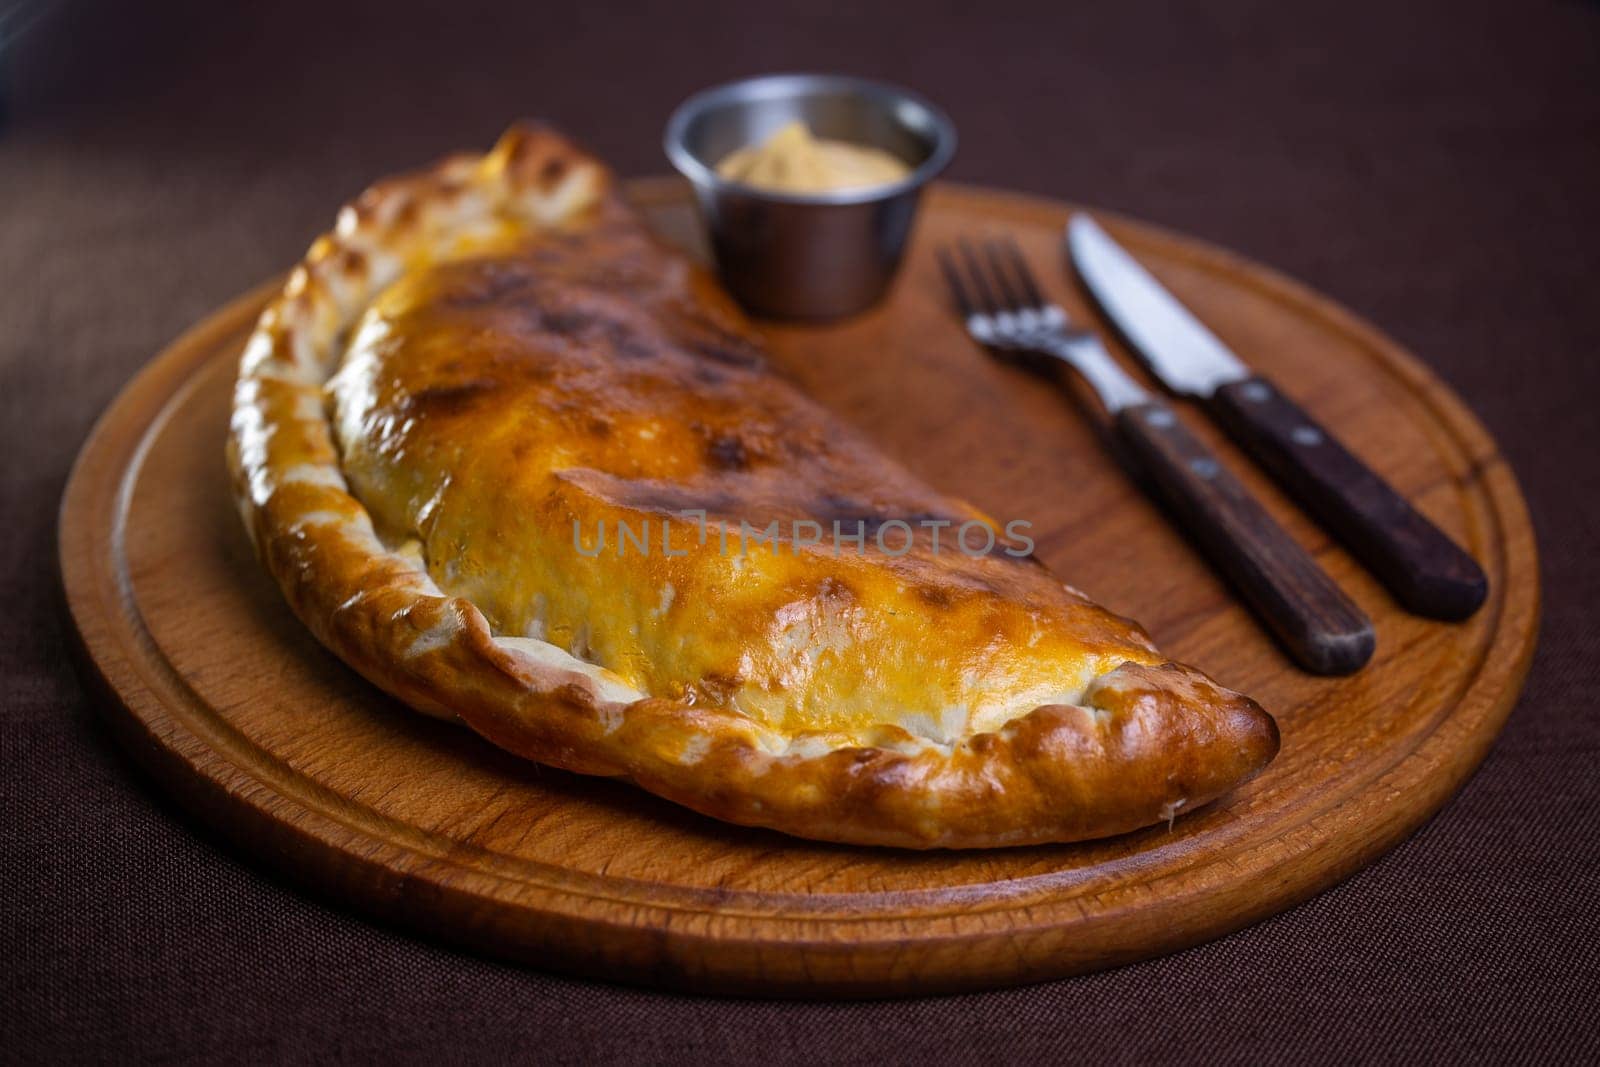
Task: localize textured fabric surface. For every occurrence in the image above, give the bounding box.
[3,0,1597,1062]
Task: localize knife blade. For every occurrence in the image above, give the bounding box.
[1068,214,1487,620]
[939,239,1372,675]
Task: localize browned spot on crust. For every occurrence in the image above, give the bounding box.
[689,337,763,367]
[967,734,1003,755]
[706,434,749,471]
[539,157,570,189]
[676,317,765,368]
[437,262,537,308]
[404,379,501,415]
[693,364,728,387]
[539,306,600,336]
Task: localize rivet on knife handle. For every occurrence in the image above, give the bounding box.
[1211,376,1487,620]
[1116,402,1376,675]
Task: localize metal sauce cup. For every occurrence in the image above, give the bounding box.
[664,73,956,321]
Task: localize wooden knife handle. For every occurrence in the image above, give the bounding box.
[1115,402,1375,675]
[1211,375,1487,621]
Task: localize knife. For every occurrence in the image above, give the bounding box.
[1067,215,1488,621]
[939,241,1374,675]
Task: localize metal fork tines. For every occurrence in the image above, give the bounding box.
[937,235,1375,675]
[937,237,1149,413]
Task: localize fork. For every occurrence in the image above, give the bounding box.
[939,237,1374,675]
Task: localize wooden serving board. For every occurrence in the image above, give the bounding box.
[60,180,1538,997]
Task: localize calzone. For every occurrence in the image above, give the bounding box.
[228,124,1278,848]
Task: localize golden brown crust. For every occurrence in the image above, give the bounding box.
[227,123,1278,848]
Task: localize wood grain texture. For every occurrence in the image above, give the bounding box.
[59,180,1539,998]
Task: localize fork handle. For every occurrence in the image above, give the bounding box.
[1211,375,1487,620]
[1115,401,1375,675]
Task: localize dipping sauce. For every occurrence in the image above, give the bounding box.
[715,122,910,194]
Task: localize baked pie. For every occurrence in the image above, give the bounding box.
[228,124,1278,848]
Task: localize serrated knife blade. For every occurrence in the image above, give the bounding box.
[1066,214,1247,397]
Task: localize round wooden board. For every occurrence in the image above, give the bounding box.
[60,179,1538,998]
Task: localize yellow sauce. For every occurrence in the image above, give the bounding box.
[715,122,910,194]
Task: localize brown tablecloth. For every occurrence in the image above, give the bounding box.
[4,0,1597,1061]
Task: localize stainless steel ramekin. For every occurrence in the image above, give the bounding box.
[664,73,956,320]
